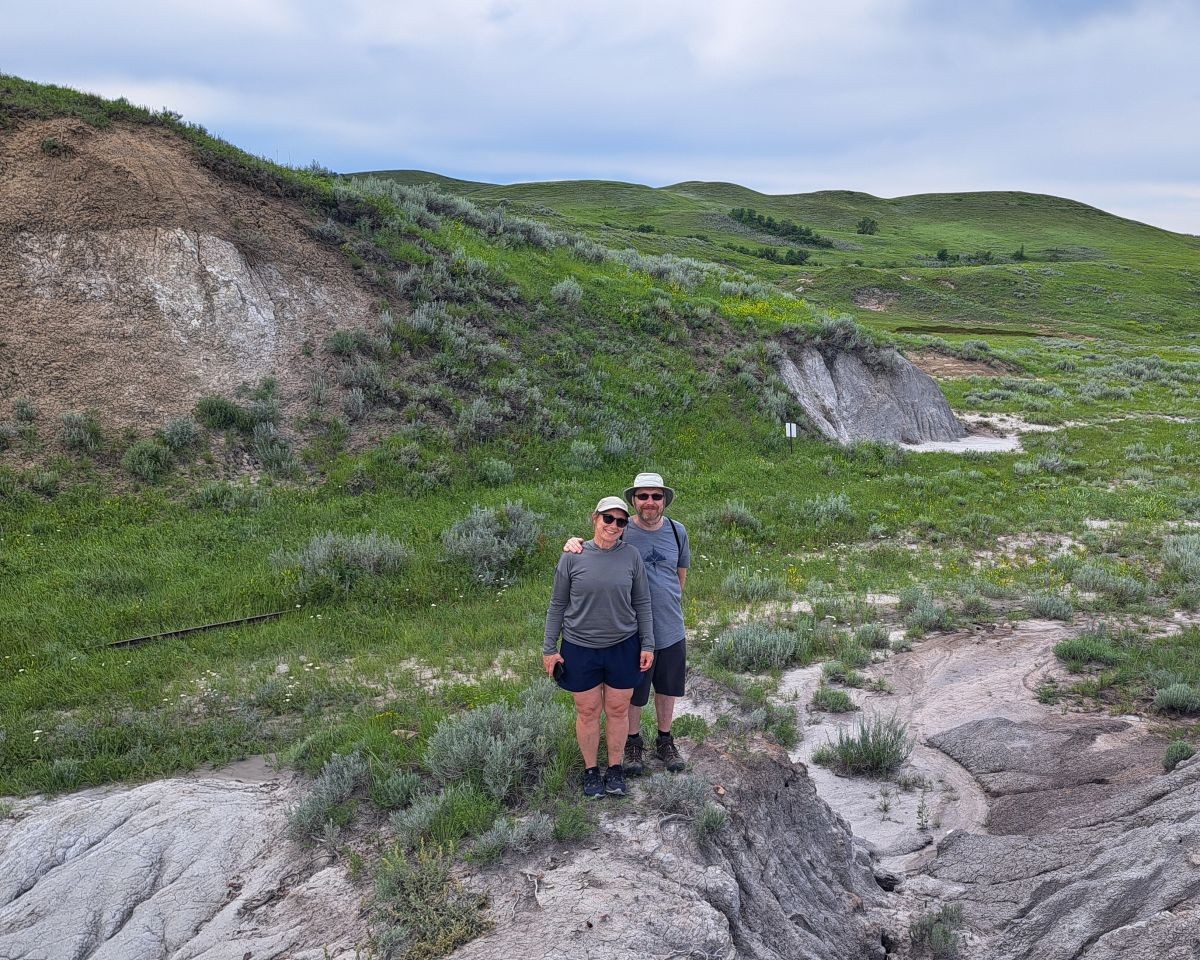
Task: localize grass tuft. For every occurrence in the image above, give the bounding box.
[811,714,913,777]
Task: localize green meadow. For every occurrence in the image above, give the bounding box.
[3,75,1200,821]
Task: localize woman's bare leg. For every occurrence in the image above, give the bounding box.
[572,686,603,767]
[602,685,635,767]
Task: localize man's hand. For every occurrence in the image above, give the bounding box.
[543,653,564,677]
[639,651,654,672]
[562,537,584,554]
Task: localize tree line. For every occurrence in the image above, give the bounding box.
[728,208,834,248]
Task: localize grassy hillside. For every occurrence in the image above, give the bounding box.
[366,169,1200,340]
[4,78,1200,897]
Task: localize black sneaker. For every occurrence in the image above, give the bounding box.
[623,736,645,776]
[656,735,686,772]
[582,767,604,799]
[603,763,627,796]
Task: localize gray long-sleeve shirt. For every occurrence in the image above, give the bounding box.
[544,540,654,654]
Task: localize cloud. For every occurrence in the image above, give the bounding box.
[3,0,1198,231]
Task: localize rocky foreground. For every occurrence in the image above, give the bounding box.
[2,722,1198,959]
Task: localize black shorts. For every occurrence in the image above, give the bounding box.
[632,638,686,706]
[556,634,643,692]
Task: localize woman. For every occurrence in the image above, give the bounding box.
[544,496,654,798]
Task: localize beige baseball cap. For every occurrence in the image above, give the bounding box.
[594,496,631,515]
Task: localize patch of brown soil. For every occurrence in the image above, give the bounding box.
[0,117,376,437]
[851,286,899,312]
[908,351,1003,378]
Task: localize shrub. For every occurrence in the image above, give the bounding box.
[468,813,553,863]
[709,623,800,671]
[477,458,515,486]
[1054,629,1126,669]
[13,398,37,422]
[811,714,913,777]
[550,277,583,307]
[122,439,173,483]
[29,470,60,497]
[161,417,201,455]
[189,481,265,512]
[61,411,102,454]
[195,395,249,431]
[390,784,500,849]
[342,387,368,422]
[567,439,602,471]
[641,773,710,817]
[1153,683,1200,714]
[898,585,928,613]
[712,500,762,533]
[812,686,857,713]
[910,903,964,958]
[1073,563,1148,604]
[325,328,375,357]
[854,623,892,650]
[906,596,954,634]
[855,217,879,236]
[371,769,423,811]
[1164,741,1195,772]
[287,752,369,842]
[693,802,730,844]
[275,530,410,596]
[372,847,492,960]
[959,593,992,619]
[424,683,563,802]
[722,570,785,601]
[1164,535,1200,585]
[1025,592,1074,621]
[251,423,299,476]
[801,492,856,525]
[442,502,544,585]
[0,424,17,451]
[455,398,502,441]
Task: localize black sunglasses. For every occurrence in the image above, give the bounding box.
[600,513,629,527]
[634,493,665,502]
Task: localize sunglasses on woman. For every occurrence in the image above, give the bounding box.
[634,493,664,502]
[600,513,629,527]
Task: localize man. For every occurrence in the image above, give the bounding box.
[565,471,690,773]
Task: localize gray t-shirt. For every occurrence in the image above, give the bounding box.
[623,519,690,650]
[544,540,654,654]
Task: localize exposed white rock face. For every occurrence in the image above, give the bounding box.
[13,227,354,390]
[2,227,373,434]
[0,773,365,960]
[776,346,966,444]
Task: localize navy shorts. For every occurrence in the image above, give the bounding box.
[556,633,643,692]
[631,638,686,706]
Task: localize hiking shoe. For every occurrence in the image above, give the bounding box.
[582,767,604,799]
[623,736,645,776]
[603,764,627,796]
[656,735,686,772]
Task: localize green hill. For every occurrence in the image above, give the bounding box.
[361,170,1200,338]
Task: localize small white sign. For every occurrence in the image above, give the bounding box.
[785,422,798,439]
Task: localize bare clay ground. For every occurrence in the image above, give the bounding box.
[787,617,1169,873]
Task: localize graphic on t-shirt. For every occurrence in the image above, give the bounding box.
[643,546,672,570]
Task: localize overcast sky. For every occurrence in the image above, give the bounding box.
[4,0,1199,233]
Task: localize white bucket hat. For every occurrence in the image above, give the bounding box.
[624,472,675,508]
[594,496,631,516]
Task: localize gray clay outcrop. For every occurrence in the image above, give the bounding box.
[458,752,888,960]
[775,345,966,444]
[0,751,888,960]
[928,717,1200,960]
[0,772,365,960]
